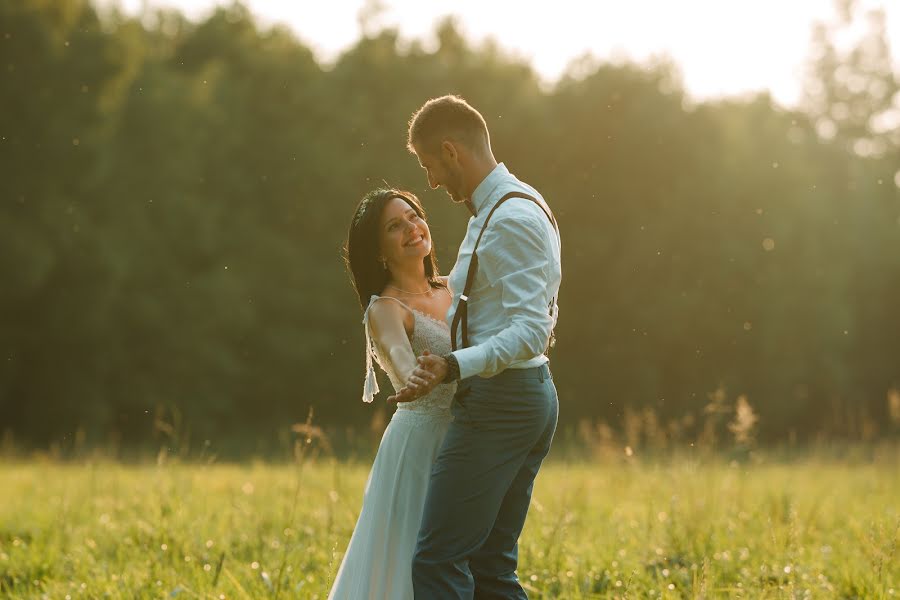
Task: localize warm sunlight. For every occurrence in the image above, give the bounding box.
[6,0,900,596]
[107,0,899,105]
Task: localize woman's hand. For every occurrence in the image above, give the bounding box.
[387,351,447,403]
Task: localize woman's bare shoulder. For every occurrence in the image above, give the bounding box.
[367,295,413,334]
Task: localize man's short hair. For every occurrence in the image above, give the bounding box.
[407,95,490,156]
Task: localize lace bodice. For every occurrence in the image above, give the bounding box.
[361,296,456,418]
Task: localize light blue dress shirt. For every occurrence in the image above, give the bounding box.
[446,163,562,380]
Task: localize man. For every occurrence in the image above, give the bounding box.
[388,95,562,599]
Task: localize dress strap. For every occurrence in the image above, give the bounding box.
[360,295,413,403]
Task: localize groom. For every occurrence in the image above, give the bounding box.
[388,95,562,599]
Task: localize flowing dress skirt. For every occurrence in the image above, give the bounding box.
[328,409,452,599]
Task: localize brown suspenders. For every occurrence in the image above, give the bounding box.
[450,191,560,352]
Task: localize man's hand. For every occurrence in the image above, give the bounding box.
[387,351,449,403]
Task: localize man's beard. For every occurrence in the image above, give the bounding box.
[448,187,465,203]
[445,170,466,203]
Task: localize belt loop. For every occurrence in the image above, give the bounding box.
[539,367,545,383]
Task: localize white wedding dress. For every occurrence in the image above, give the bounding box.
[329,295,456,600]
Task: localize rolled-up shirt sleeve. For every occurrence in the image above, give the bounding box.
[451,212,556,379]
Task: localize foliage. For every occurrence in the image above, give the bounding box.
[1,0,899,451]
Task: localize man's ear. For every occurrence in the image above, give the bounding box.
[440,140,458,164]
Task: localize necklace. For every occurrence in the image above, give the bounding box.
[388,284,434,296]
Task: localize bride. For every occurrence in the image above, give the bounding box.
[329,188,456,599]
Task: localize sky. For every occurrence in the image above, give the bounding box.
[107,0,899,107]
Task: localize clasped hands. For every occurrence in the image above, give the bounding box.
[387,351,449,403]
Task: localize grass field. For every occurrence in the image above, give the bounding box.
[1,449,898,599]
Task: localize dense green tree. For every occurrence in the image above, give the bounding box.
[1,0,897,454]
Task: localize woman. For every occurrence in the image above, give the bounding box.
[329,188,456,599]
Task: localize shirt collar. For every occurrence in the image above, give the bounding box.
[470,163,509,217]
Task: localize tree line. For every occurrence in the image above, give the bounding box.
[1,0,898,454]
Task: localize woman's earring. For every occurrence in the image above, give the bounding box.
[380,258,388,270]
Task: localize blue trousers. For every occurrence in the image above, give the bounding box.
[412,363,558,599]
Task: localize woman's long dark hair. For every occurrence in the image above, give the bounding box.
[345,188,445,308]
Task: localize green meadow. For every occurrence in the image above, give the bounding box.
[2,448,897,599]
